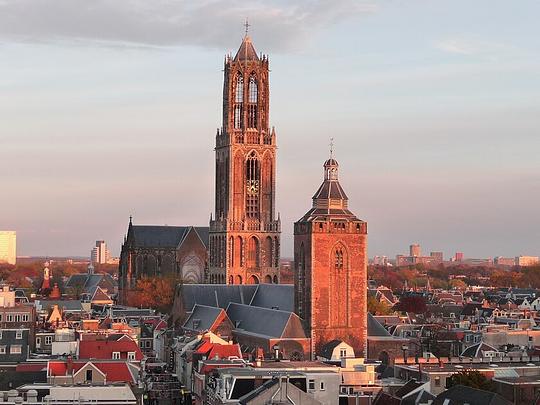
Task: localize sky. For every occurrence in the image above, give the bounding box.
[1,0,539,259]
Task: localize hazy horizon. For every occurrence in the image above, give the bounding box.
[1,0,539,260]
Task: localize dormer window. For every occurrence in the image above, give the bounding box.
[127,352,136,361]
[112,351,120,360]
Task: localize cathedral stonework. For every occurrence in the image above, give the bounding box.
[208,35,280,285]
[294,158,368,358]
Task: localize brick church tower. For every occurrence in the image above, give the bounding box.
[208,33,280,285]
[294,156,368,358]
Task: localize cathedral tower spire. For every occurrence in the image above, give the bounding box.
[209,30,280,285]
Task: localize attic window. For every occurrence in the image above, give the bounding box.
[128,352,136,361]
[112,351,120,360]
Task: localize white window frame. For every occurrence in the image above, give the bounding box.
[308,380,315,391]
[36,337,41,347]
[0,346,6,354]
[112,351,121,360]
[45,336,53,345]
[127,352,136,361]
[10,345,22,354]
[320,381,325,391]
[15,330,23,340]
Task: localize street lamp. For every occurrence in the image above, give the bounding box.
[402,344,409,365]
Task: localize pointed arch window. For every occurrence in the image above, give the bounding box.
[246,152,260,218]
[335,248,344,269]
[234,75,244,129]
[248,76,258,103]
[235,75,244,102]
[247,75,258,128]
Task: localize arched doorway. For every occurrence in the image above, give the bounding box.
[248,275,259,285]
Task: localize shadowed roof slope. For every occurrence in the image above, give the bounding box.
[249,284,294,312]
[183,304,226,332]
[181,284,258,311]
[368,313,392,337]
[226,303,306,339]
[234,36,259,61]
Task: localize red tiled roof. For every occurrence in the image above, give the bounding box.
[48,361,136,384]
[195,341,213,355]
[154,319,167,331]
[90,362,136,383]
[79,339,143,360]
[207,344,242,360]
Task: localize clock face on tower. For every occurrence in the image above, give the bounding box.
[247,180,259,195]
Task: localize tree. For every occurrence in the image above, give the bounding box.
[449,279,467,290]
[127,276,180,313]
[367,296,393,315]
[393,296,427,314]
[447,369,494,391]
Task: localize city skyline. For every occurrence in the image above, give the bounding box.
[1,0,539,258]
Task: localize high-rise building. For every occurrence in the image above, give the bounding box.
[516,256,540,267]
[454,252,464,262]
[409,243,421,257]
[294,157,368,358]
[0,231,16,265]
[430,251,444,262]
[91,240,110,265]
[208,33,280,285]
[494,256,515,267]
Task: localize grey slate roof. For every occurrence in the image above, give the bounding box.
[183,304,224,332]
[131,226,188,248]
[181,284,258,311]
[433,385,512,405]
[319,340,343,360]
[226,303,306,339]
[129,225,210,249]
[65,273,116,292]
[368,313,392,337]
[249,284,294,312]
[461,341,499,357]
[37,300,84,312]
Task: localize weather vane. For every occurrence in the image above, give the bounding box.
[329,137,334,158]
[244,18,250,36]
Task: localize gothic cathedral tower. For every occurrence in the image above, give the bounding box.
[294,157,368,358]
[208,34,280,285]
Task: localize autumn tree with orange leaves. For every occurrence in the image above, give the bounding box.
[127,276,179,313]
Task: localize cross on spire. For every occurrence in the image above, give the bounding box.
[244,18,250,37]
[329,137,334,158]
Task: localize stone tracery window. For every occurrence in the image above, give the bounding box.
[335,249,344,269]
[246,152,260,218]
[234,75,243,129]
[247,75,258,128]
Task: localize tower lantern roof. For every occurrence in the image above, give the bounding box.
[234,35,259,61]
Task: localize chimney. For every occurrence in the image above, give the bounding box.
[67,355,73,375]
